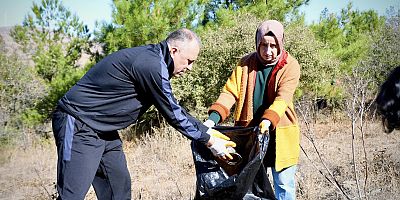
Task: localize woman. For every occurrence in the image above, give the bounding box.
[204,20,301,200]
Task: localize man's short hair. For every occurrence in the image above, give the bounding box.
[376,66,400,133]
[166,28,201,47]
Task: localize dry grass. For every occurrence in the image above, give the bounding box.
[297,120,400,199]
[127,126,196,199]
[0,119,399,200]
[0,140,58,200]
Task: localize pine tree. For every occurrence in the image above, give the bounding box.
[10,0,91,124]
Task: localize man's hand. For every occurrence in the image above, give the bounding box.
[203,119,215,128]
[206,129,236,160]
[259,119,271,134]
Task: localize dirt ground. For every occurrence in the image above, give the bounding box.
[0,119,399,200]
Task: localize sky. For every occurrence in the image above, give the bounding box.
[0,0,399,31]
[0,0,114,31]
[298,0,399,24]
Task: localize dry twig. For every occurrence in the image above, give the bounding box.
[296,100,351,199]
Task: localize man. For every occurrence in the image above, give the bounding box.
[204,20,301,200]
[52,28,235,200]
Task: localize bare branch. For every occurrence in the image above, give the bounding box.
[296,101,351,199]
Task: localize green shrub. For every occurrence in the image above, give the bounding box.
[10,0,91,125]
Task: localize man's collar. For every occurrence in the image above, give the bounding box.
[160,40,174,78]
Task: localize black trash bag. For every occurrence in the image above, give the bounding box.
[192,126,276,200]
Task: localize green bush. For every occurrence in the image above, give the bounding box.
[10,0,91,125]
[0,35,44,143]
[285,19,343,103]
[363,9,400,88]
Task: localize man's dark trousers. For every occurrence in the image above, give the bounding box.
[52,108,131,200]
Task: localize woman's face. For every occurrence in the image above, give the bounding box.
[258,35,279,64]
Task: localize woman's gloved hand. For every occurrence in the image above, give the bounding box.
[259,119,271,134]
[206,129,236,160]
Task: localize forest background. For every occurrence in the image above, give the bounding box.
[0,0,399,199]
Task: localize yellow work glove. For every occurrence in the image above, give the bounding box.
[259,119,271,135]
[206,129,236,160]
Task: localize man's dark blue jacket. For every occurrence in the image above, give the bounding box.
[57,41,210,144]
